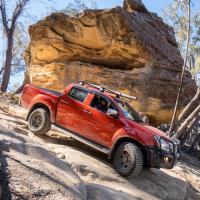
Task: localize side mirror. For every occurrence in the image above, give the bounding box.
[106,108,118,118]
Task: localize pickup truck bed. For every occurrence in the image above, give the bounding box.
[21,84,61,109]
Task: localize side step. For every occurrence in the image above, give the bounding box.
[52,125,110,155]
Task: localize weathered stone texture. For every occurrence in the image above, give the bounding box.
[25,0,196,125]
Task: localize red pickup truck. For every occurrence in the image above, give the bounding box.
[21,81,180,177]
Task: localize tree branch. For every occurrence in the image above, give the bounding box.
[0,67,4,75]
[168,0,191,136]
[10,0,29,34]
[0,0,9,35]
[174,104,200,139]
[178,87,200,123]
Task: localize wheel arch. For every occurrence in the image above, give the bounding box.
[26,103,52,122]
[108,137,147,164]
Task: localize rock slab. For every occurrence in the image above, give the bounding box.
[25,0,196,125]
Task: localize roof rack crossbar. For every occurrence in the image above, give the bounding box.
[78,80,137,100]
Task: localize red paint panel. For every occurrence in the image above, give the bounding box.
[21,83,171,150]
[77,94,123,146]
[56,95,85,132]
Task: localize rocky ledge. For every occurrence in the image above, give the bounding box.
[25,0,196,125]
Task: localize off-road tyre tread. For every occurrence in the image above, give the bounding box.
[113,142,143,177]
[28,108,50,135]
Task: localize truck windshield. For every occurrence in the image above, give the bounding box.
[115,99,143,122]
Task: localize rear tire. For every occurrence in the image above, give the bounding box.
[113,142,143,177]
[28,108,50,135]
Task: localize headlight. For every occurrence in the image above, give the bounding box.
[154,136,174,153]
[160,138,173,152]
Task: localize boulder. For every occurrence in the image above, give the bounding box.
[123,0,147,12]
[25,0,196,125]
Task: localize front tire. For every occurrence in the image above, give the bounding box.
[113,142,143,177]
[28,108,50,135]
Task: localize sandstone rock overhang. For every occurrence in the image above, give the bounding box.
[25,0,197,125]
[26,1,183,70]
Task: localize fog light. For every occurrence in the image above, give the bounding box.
[164,156,172,163]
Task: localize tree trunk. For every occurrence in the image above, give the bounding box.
[175,104,200,139]
[1,36,13,92]
[189,133,200,152]
[178,87,200,123]
[168,0,191,136]
[180,116,199,147]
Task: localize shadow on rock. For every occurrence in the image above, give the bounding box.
[33,133,200,200]
[128,168,199,200]
[0,148,12,200]
[1,122,199,200]
[86,183,144,200]
[0,128,87,200]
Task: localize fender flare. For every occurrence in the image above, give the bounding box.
[108,136,146,161]
[26,94,57,123]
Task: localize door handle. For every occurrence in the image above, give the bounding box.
[61,99,69,105]
[83,109,92,115]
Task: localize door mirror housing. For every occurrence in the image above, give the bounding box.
[106,108,118,118]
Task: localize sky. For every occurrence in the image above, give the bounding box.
[97,0,173,13]
[28,0,200,27]
[31,0,174,19]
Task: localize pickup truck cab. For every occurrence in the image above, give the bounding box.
[21,81,180,177]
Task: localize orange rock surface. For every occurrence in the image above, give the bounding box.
[25,0,196,125]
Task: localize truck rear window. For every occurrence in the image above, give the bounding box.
[68,87,89,103]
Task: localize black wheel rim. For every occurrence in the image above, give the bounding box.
[118,150,132,171]
[30,112,43,129]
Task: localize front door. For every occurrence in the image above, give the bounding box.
[77,94,120,147]
[56,87,89,132]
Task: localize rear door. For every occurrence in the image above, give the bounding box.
[56,86,89,132]
[77,93,121,147]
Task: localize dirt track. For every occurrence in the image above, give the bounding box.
[0,100,199,200]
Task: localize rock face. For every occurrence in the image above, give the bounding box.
[25,0,196,125]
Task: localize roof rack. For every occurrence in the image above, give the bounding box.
[78,80,137,100]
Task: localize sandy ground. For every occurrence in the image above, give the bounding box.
[0,99,199,200]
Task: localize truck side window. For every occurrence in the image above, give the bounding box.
[68,87,89,103]
[91,95,117,113]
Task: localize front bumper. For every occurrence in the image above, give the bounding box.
[145,147,180,169]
